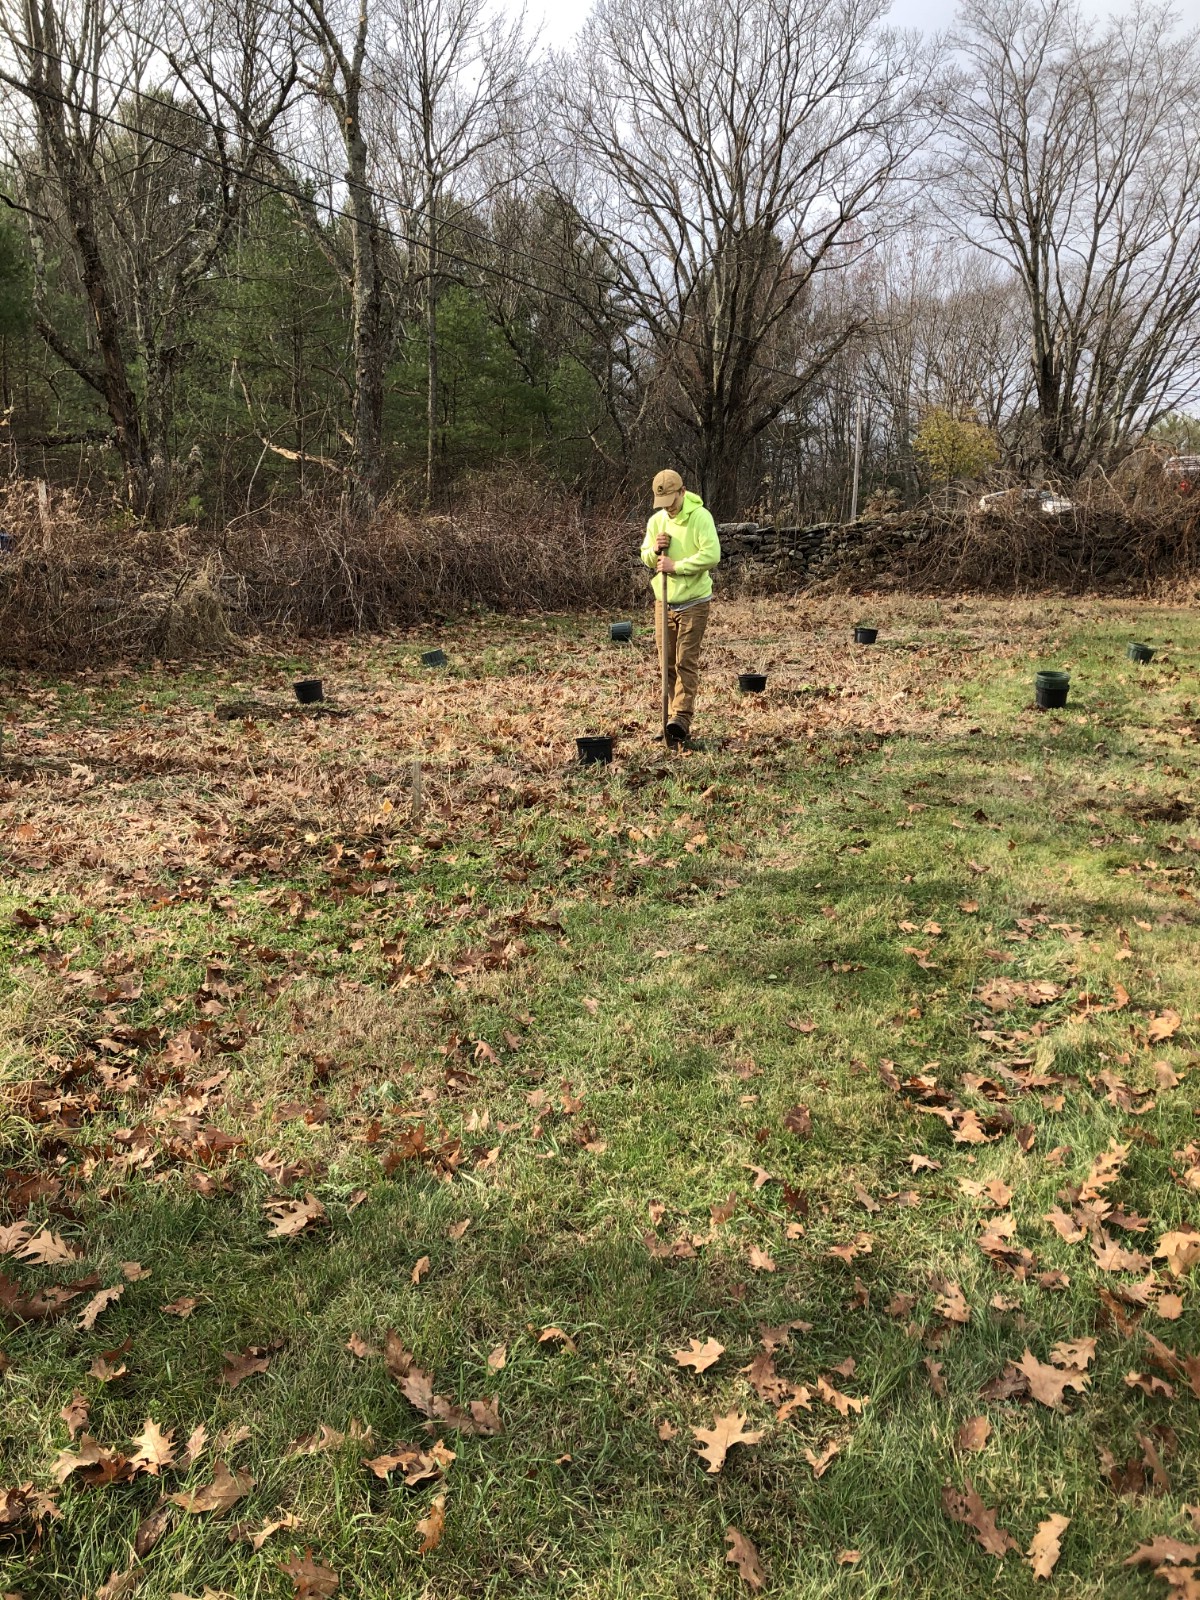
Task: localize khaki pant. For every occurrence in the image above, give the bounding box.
[655,600,710,734]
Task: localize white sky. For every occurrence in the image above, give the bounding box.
[521,0,1149,51]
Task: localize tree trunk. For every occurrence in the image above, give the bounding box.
[345,113,386,520]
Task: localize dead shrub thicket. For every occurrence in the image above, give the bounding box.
[900,466,1200,593]
[0,474,641,665]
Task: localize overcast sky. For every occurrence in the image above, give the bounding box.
[521,0,1135,51]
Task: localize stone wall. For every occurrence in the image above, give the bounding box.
[716,516,931,585]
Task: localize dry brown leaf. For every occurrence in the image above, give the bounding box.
[934,1279,971,1324]
[724,1527,766,1591]
[52,1434,132,1487]
[804,1440,840,1478]
[1015,1349,1089,1409]
[672,1337,725,1373]
[221,1348,271,1389]
[837,1550,862,1566]
[816,1376,866,1417]
[263,1194,326,1238]
[236,1511,300,1551]
[1157,1229,1200,1277]
[1124,1537,1200,1567]
[134,1502,172,1558]
[121,1262,150,1282]
[130,1420,176,1476]
[160,1296,199,1318]
[169,1461,254,1515]
[941,1478,1018,1558]
[487,1343,507,1371]
[345,1333,373,1359]
[1157,1294,1185,1321]
[537,1326,577,1354]
[17,1229,81,1266]
[1147,1010,1182,1044]
[363,1441,451,1485]
[692,1410,763,1474]
[747,1246,776,1273]
[415,1493,446,1555]
[1027,1513,1069,1578]
[77,1283,124,1331]
[278,1549,339,1597]
[955,1416,992,1452]
[60,1390,89,1440]
[385,1332,501,1434]
[1049,1337,1096,1370]
[411,1256,430,1285]
[447,1218,471,1242]
[95,1566,142,1600]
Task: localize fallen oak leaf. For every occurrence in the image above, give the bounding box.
[364,1440,453,1485]
[725,1527,766,1591]
[278,1548,339,1597]
[747,1246,776,1273]
[415,1493,446,1555]
[17,1229,81,1266]
[170,1461,254,1515]
[234,1511,300,1551]
[941,1478,1018,1559]
[60,1390,89,1439]
[221,1347,271,1389]
[804,1440,841,1477]
[537,1326,577,1354]
[410,1256,430,1286]
[52,1434,133,1487]
[816,1375,866,1417]
[672,1337,725,1373]
[130,1419,176,1476]
[160,1296,199,1318]
[1147,1009,1182,1044]
[1015,1349,1089,1409]
[1124,1538,1200,1567]
[692,1410,763,1474]
[263,1194,326,1239]
[955,1416,992,1452]
[1157,1229,1200,1277]
[384,1332,501,1434]
[77,1283,124,1331]
[1028,1514,1070,1579]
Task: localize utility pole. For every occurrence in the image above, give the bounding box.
[849,392,864,522]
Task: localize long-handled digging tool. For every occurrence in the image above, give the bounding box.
[659,541,671,744]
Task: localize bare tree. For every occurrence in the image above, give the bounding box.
[946,0,1200,474]
[556,0,939,519]
[280,0,397,516]
[372,0,527,503]
[0,0,294,519]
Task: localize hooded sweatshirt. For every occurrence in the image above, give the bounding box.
[640,491,721,607]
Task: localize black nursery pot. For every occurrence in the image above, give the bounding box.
[854,626,878,644]
[1127,642,1155,663]
[576,736,613,765]
[421,649,448,667]
[1035,670,1070,709]
[738,673,767,693]
[609,621,633,642]
[294,678,324,703]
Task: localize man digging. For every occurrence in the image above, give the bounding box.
[641,469,722,746]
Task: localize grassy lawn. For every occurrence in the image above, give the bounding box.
[1,593,1198,1600]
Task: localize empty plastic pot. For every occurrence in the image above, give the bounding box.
[421,649,448,667]
[854,626,878,644]
[294,679,324,704]
[576,736,613,764]
[738,673,767,693]
[610,621,633,641]
[1035,670,1070,709]
[1127,643,1155,663]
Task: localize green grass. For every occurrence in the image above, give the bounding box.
[1,595,1198,1598]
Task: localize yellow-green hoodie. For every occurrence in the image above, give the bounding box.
[640,491,721,605]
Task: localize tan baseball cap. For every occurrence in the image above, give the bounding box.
[652,469,684,508]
